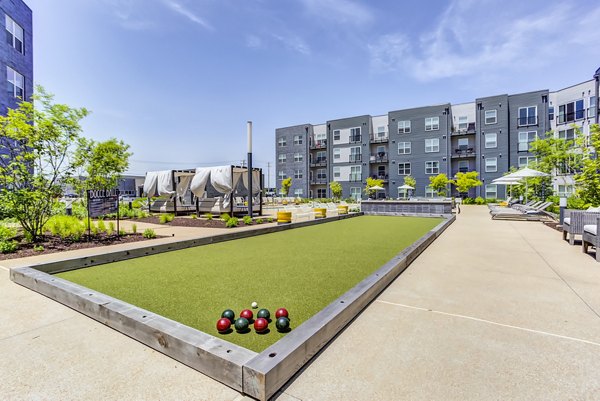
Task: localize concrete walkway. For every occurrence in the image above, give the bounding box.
[2,207,600,400]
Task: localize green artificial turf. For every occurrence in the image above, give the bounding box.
[57,215,442,352]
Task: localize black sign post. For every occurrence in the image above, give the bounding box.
[87,189,120,240]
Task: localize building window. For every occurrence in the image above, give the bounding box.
[294,153,303,162]
[485,110,497,124]
[548,106,554,121]
[294,170,303,179]
[518,156,536,168]
[278,171,287,180]
[350,127,361,142]
[485,157,497,173]
[333,130,340,141]
[333,148,341,160]
[458,160,469,173]
[350,147,361,162]
[5,15,23,54]
[457,137,469,150]
[558,100,585,123]
[293,135,303,145]
[398,162,411,175]
[7,66,23,99]
[518,131,537,152]
[557,185,574,197]
[425,117,439,131]
[317,188,327,198]
[425,138,439,153]
[458,116,468,131]
[425,161,439,175]
[349,165,361,182]
[294,188,303,197]
[398,120,411,134]
[558,128,575,140]
[316,151,326,163]
[425,187,436,198]
[333,166,340,179]
[518,106,537,126]
[278,154,287,163]
[589,96,596,119]
[350,187,361,201]
[377,126,386,138]
[278,137,286,147]
[485,184,497,199]
[317,169,326,180]
[398,142,411,155]
[485,133,497,148]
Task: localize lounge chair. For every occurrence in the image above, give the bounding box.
[197,198,217,213]
[562,209,600,245]
[582,216,600,262]
[491,202,553,221]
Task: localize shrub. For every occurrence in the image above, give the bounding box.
[131,199,142,209]
[0,225,17,241]
[107,222,115,236]
[159,214,169,224]
[220,213,231,222]
[567,196,588,210]
[205,213,213,220]
[0,240,18,254]
[44,215,86,241]
[242,216,253,225]
[191,214,197,219]
[142,228,156,239]
[475,197,486,205]
[267,217,273,223]
[131,224,137,234]
[119,229,126,236]
[256,218,263,224]
[33,245,44,252]
[462,197,475,205]
[97,219,107,233]
[349,207,360,213]
[225,217,239,228]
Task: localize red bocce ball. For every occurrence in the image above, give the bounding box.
[240,309,254,321]
[275,308,289,319]
[254,317,269,333]
[216,318,231,333]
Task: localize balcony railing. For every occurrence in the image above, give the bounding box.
[309,140,327,149]
[370,174,389,182]
[451,148,476,158]
[370,134,389,143]
[349,154,362,162]
[309,158,327,167]
[310,178,328,185]
[452,123,476,136]
[557,111,586,124]
[349,135,362,143]
[349,174,362,182]
[518,116,538,126]
[369,153,388,163]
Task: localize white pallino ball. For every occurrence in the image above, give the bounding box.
[251,301,258,309]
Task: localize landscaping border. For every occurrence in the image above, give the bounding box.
[11,213,455,400]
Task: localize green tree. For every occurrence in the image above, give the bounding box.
[404,175,416,188]
[428,173,450,196]
[575,124,600,205]
[0,86,89,241]
[365,176,383,198]
[452,171,482,196]
[71,137,132,193]
[280,177,292,196]
[329,181,342,200]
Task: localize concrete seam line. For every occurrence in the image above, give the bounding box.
[0,316,77,343]
[0,264,8,271]
[375,300,600,348]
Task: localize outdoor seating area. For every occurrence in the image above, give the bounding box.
[582,217,600,262]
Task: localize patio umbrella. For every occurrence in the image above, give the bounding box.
[370,185,385,199]
[501,167,550,202]
[491,177,521,198]
[398,184,414,199]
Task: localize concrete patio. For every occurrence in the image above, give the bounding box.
[2,206,600,400]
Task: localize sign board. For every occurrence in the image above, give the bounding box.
[87,189,119,218]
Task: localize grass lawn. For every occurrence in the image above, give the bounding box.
[56,215,442,352]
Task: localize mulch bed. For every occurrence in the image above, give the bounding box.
[0,233,160,261]
[543,221,561,231]
[132,216,272,228]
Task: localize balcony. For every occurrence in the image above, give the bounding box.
[370,134,389,143]
[349,174,362,182]
[310,178,328,185]
[517,116,538,127]
[349,135,362,143]
[557,111,586,124]
[452,122,476,136]
[309,140,327,149]
[349,154,362,163]
[370,174,389,183]
[369,153,388,163]
[309,158,327,167]
[451,148,476,159]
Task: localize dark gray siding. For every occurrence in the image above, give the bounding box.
[275,125,310,197]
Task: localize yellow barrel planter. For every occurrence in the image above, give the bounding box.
[314,208,327,219]
[277,211,292,224]
[337,205,349,215]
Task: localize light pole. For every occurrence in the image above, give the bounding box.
[247,121,253,217]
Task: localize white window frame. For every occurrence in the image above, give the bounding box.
[333,148,341,160]
[398,120,411,134]
[294,169,303,179]
[398,162,411,176]
[278,137,286,147]
[278,171,287,180]
[485,157,497,173]
[425,117,439,131]
[350,187,362,201]
[349,165,361,182]
[278,154,287,163]
[518,106,537,126]
[376,126,386,138]
[557,185,574,197]
[294,188,303,197]
[333,166,341,179]
[518,131,537,152]
[485,184,497,199]
[425,161,439,175]
[558,128,575,140]
[425,138,440,153]
[589,96,597,119]
[333,130,340,141]
[398,141,411,155]
[5,15,23,54]
[485,110,497,125]
[294,153,303,162]
[518,156,536,168]
[293,135,303,145]
[484,133,497,149]
[458,160,469,173]
[316,169,326,180]
[457,116,468,131]
[425,187,436,198]
[457,138,469,149]
[7,66,24,98]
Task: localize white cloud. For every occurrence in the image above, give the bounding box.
[246,34,263,49]
[299,0,374,26]
[368,1,600,82]
[161,0,214,31]
[271,33,311,55]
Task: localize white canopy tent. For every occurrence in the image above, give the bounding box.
[143,169,196,214]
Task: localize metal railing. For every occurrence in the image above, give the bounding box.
[309,158,327,167]
[369,154,388,163]
[349,174,362,182]
[309,140,327,149]
[518,116,538,126]
[349,154,362,162]
[349,135,362,143]
[370,134,388,143]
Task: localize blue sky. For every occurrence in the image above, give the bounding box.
[27,0,600,186]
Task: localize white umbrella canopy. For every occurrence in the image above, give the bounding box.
[370,185,385,190]
[398,184,415,189]
[503,167,549,179]
[491,177,521,198]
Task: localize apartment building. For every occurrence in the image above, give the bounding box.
[276,70,600,200]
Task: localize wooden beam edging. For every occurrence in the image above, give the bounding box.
[10,213,454,400]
